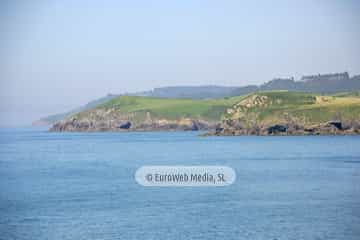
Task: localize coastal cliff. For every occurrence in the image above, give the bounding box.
[49,110,216,132]
[210,92,360,136]
[49,96,238,132]
[49,92,360,135]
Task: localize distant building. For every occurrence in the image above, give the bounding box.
[300,72,349,82]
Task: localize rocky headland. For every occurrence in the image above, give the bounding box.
[49,92,360,135]
[208,93,360,136]
[49,108,217,132]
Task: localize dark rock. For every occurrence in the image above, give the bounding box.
[327,121,342,130]
[118,121,131,129]
[215,126,224,133]
[304,127,315,133]
[267,124,288,134]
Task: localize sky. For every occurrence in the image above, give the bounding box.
[0,0,359,126]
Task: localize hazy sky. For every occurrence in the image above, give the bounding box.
[1,0,360,126]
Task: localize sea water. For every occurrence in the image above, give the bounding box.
[0,128,360,239]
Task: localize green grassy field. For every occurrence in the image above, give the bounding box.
[225,91,360,125]
[71,91,360,125]
[96,95,246,121]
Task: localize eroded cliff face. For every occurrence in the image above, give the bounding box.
[214,119,360,136]
[211,94,360,136]
[49,109,216,132]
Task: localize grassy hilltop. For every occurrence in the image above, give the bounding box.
[91,91,360,123]
[225,91,360,123]
[50,91,360,134]
[94,95,245,121]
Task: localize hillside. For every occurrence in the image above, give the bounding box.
[135,73,360,98]
[213,91,360,135]
[36,72,360,125]
[132,85,239,99]
[50,91,360,134]
[50,95,245,132]
[34,87,238,125]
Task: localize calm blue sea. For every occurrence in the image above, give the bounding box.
[0,127,360,240]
